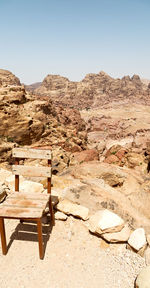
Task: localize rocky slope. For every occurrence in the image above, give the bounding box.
[0,69,87,163]
[33,72,150,109]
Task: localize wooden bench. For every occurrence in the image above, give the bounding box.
[0,148,54,259]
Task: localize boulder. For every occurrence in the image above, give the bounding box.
[70,149,99,165]
[128,228,147,251]
[19,181,44,194]
[135,266,150,288]
[101,224,131,243]
[5,174,25,190]
[56,199,89,220]
[55,211,68,221]
[88,209,124,235]
[0,168,12,183]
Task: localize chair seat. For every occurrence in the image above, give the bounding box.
[0,192,50,219]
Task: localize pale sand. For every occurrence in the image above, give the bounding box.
[0,217,145,288]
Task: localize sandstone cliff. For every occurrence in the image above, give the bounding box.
[34,72,150,109]
[0,69,87,163]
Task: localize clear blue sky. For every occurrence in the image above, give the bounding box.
[0,0,150,84]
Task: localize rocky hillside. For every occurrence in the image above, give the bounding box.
[0,69,87,163]
[0,69,20,86]
[33,72,150,109]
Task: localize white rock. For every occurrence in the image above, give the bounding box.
[102,224,131,243]
[128,228,147,251]
[88,209,124,235]
[0,168,12,183]
[106,137,133,150]
[135,266,150,287]
[55,211,68,221]
[19,181,44,194]
[56,199,89,220]
[5,174,25,190]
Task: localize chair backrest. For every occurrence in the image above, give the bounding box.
[12,148,52,193]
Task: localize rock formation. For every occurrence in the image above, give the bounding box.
[0,69,87,163]
[33,71,150,109]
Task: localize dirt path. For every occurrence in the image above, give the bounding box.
[0,217,145,288]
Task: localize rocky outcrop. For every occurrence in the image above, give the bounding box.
[34,72,150,109]
[0,70,87,163]
[0,69,20,86]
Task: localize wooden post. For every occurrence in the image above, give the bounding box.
[15,158,19,192]
[48,159,55,225]
[37,219,43,260]
[0,218,7,255]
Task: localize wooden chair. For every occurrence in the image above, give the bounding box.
[0,148,54,259]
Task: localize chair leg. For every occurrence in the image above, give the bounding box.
[37,219,44,260]
[0,218,7,255]
[49,198,55,226]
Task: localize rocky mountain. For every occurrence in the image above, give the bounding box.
[141,78,150,86]
[0,69,20,86]
[0,69,87,163]
[33,72,150,109]
[25,82,41,92]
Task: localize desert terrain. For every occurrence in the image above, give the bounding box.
[0,69,150,287]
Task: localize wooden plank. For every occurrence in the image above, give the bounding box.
[12,165,51,177]
[12,148,51,160]
[0,206,43,218]
[8,192,50,201]
[2,198,47,210]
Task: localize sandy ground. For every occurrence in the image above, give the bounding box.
[0,216,145,288]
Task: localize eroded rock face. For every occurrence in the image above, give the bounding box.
[0,70,88,163]
[34,71,150,109]
[0,69,20,86]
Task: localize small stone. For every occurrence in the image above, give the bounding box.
[128,228,147,251]
[135,266,150,288]
[88,209,124,235]
[101,224,131,243]
[56,199,89,220]
[55,211,68,221]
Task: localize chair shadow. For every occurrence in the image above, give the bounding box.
[7,216,53,258]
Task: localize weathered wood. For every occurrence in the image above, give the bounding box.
[37,219,44,259]
[9,192,50,201]
[0,148,53,259]
[12,148,51,160]
[0,218,7,255]
[47,159,51,194]
[0,192,50,219]
[0,205,43,218]
[49,197,55,226]
[15,158,19,191]
[12,165,51,177]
